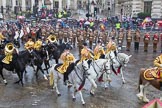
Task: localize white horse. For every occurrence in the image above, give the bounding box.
[49,60,97,105]
[105,51,132,84]
[87,59,111,95]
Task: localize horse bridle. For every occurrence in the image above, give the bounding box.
[92,60,111,75]
[109,52,127,66]
[74,62,90,82]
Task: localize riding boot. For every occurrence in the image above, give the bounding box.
[160,82,162,91]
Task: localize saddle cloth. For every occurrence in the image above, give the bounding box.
[143,68,162,80]
[55,64,65,74]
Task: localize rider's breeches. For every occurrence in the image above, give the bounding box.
[64,63,75,82]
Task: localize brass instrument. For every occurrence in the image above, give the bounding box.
[47,35,57,43]
[5,43,15,53]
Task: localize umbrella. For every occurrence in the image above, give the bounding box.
[42,5,47,8]
[84,21,90,25]
[17,16,25,19]
[57,19,62,22]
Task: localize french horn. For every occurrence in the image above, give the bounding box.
[5,43,15,53]
[47,35,57,43]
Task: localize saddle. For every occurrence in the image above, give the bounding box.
[143,68,161,80]
[55,64,64,74]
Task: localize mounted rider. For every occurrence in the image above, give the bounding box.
[24,38,35,51]
[80,42,93,62]
[153,54,162,79]
[94,40,105,60]
[105,39,117,55]
[2,43,15,64]
[34,38,43,51]
[57,46,75,85]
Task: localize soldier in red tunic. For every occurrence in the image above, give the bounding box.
[152,32,159,52]
[143,32,150,52]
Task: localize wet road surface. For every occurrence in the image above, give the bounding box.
[0,39,162,108]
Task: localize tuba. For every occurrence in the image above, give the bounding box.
[47,35,57,43]
[5,43,15,53]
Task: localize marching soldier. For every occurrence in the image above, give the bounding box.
[94,40,105,60]
[118,29,124,50]
[77,33,83,57]
[152,32,159,52]
[80,42,93,62]
[2,43,15,64]
[89,29,93,49]
[143,32,150,52]
[126,28,132,51]
[63,28,68,43]
[57,46,75,86]
[58,29,63,44]
[72,30,77,47]
[110,28,116,40]
[134,29,140,52]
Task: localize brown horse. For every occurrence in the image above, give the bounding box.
[137,68,162,103]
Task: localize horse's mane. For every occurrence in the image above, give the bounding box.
[117,53,129,59]
[18,50,29,58]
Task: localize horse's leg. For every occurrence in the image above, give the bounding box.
[55,58,59,64]
[20,71,24,86]
[0,70,7,85]
[44,60,50,74]
[136,84,145,100]
[88,78,97,96]
[38,65,48,80]
[120,68,126,84]
[79,90,85,105]
[72,85,77,101]
[55,78,61,96]
[142,83,150,102]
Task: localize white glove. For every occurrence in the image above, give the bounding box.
[160,64,162,67]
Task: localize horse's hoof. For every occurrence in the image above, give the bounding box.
[5,82,8,85]
[90,92,94,96]
[104,87,108,90]
[82,102,86,106]
[143,98,149,103]
[58,94,61,96]
[72,98,76,101]
[136,94,143,100]
[122,81,126,84]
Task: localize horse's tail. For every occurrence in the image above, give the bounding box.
[49,64,57,86]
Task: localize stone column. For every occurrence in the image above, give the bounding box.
[2,0,6,13]
[12,0,16,11]
[31,0,35,12]
[67,0,70,9]
[21,0,26,11]
[50,0,53,9]
[58,0,62,11]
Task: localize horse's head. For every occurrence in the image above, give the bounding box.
[82,60,91,72]
[118,53,132,67]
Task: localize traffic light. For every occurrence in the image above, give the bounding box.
[1,6,3,14]
[14,6,17,14]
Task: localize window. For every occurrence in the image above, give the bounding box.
[144,1,152,13]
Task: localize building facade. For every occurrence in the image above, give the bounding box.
[0,0,79,14]
[115,0,162,18]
